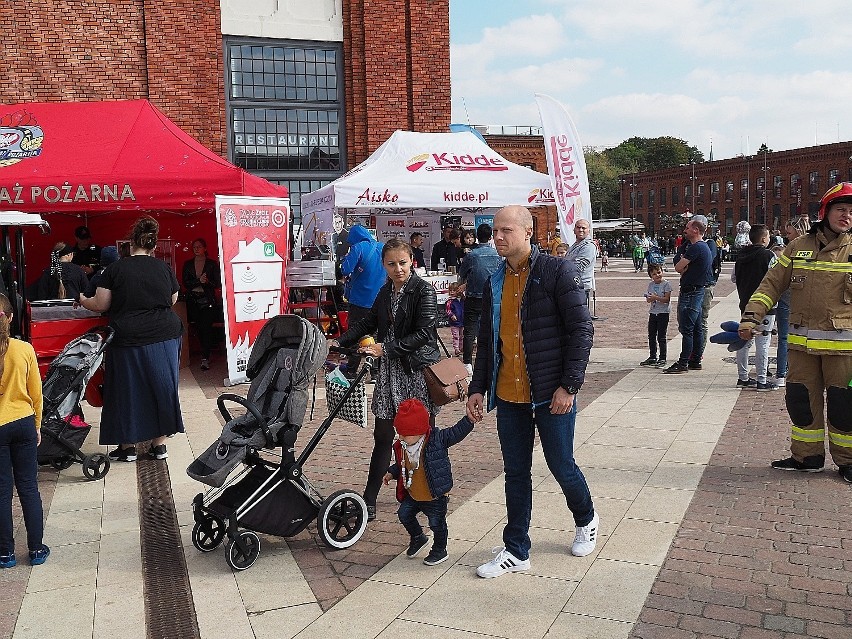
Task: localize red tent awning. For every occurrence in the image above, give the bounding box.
[0,99,286,214]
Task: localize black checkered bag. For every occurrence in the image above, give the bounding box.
[324,376,368,429]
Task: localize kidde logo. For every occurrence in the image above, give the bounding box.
[548,135,584,225]
[528,187,555,204]
[406,152,508,172]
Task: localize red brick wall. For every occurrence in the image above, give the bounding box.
[0,0,224,157]
[0,0,449,166]
[143,0,225,157]
[0,1,149,102]
[343,0,451,166]
[486,134,556,242]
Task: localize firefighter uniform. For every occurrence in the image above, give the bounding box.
[741,226,852,467]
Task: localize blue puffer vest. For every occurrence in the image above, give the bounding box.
[469,246,593,412]
[389,416,474,501]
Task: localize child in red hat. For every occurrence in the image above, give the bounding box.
[383,398,474,566]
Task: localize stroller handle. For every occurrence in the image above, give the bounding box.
[329,344,376,366]
[217,393,274,448]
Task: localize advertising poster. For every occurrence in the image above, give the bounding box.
[374,212,440,262]
[215,195,290,385]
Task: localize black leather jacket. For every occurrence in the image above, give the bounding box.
[338,273,440,374]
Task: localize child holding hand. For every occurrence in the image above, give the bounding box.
[384,398,473,566]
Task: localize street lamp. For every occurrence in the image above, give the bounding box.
[690,159,696,214]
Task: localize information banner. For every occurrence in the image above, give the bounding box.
[215,195,291,385]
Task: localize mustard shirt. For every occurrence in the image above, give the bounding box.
[0,339,43,429]
[495,255,531,403]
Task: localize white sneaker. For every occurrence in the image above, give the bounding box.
[571,511,599,557]
[465,363,473,377]
[775,376,786,387]
[476,547,530,578]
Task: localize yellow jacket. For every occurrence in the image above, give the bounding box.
[0,339,43,429]
[741,227,852,354]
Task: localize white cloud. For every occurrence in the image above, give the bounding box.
[450,1,852,158]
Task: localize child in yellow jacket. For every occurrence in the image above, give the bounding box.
[0,293,48,568]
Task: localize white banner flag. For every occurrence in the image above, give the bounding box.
[535,94,592,243]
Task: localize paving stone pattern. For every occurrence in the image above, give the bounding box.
[631,385,852,639]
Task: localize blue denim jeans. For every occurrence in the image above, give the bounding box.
[677,288,706,364]
[0,415,44,555]
[775,292,790,378]
[397,493,449,550]
[495,398,594,561]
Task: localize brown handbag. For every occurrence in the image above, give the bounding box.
[423,358,469,406]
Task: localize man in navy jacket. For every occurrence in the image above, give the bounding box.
[466,205,598,579]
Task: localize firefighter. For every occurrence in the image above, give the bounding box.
[739,182,852,483]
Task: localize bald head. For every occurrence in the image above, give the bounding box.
[493,205,534,267]
[495,205,534,231]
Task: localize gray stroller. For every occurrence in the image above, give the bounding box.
[187,314,370,571]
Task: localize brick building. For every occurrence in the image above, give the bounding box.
[484,130,557,240]
[0,0,450,224]
[619,141,852,239]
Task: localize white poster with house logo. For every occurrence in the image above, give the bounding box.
[215,195,290,385]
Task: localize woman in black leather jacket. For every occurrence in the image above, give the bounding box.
[334,237,440,520]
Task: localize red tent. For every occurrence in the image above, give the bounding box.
[0,99,287,280]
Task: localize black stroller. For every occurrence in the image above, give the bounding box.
[37,327,114,481]
[187,314,372,571]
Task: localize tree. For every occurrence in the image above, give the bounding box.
[584,149,621,218]
[589,136,704,221]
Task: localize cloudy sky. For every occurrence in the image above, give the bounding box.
[450,0,852,160]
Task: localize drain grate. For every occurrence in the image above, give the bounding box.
[137,457,200,639]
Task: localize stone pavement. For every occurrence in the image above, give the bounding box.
[3,257,850,639]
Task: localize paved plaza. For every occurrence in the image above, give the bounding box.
[2,257,851,639]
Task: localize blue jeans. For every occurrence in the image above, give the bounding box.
[677,288,706,364]
[0,415,44,555]
[495,397,594,561]
[397,493,449,550]
[775,292,790,378]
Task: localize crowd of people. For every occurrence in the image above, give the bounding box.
[5,183,852,579]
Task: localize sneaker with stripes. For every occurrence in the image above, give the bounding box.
[476,547,530,578]
[571,511,599,557]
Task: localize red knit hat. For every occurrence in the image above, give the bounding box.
[393,398,430,437]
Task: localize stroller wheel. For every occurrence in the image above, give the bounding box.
[82,453,110,481]
[317,490,367,550]
[50,457,75,471]
[225,530,260,571]
[192,516,226,553]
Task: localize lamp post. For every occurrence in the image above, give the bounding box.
[690,159,696,214]
[761,148,769,225]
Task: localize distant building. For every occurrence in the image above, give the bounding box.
[0,1,451,226]
[619,141,852,238]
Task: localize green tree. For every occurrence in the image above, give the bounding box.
[584,149,621,218]
[589,136,704,220]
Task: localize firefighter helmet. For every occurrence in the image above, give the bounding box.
[818,182,852,219]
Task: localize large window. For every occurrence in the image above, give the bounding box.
[671,186,679,207]
[226,39,346,226]
[659,187,666,207]
[710,182,719,203]
[809,171,819,196]
[829,169,840,187]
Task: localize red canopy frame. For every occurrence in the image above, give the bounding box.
[0,99,287,278]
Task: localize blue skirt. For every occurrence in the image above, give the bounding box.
[99,337,184,445]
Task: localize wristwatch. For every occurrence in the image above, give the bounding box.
[565,385,580,395]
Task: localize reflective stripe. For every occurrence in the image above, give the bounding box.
[790,261,852,273]
[750,292,774,310]
[791,426,825,443]
[829,431,852,448]
[788,334,852,351]
[776,253,792,267]
[789,327,852,341]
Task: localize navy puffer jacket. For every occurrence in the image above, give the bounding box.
[469,246,593,411]
[388,416,474,501]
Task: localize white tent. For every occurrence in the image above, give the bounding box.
[300,130,555,219]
